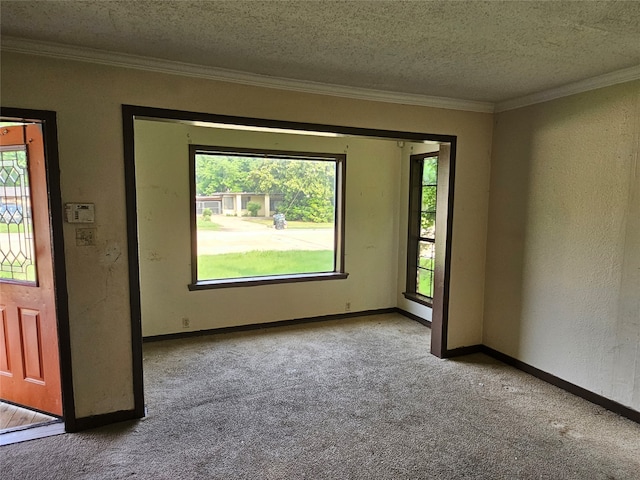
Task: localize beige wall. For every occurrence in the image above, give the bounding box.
[135,120,403,336]
[135,121,446,335]
[1,51,492,418]
[484,81,640,411]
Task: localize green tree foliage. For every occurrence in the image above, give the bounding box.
[195,155,335,223]
[421,157,438,235]
[196,156,259,194]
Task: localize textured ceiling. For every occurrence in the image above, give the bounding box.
[1,0,639,103]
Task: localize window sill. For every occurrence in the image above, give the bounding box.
[189,272,349,291]
[402,291,433,308]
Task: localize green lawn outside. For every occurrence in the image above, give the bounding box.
[196,218,222,231]
[1,223,35,281]
[418,271,433,298]
[0,265,36,282]
[417,258,434,298]
[198,249,333,280]
[0,223,32,234]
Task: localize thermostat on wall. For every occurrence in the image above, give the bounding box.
[65,203,95,223]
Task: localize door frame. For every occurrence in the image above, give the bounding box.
[0,107,76,430]
[122,105,457,409]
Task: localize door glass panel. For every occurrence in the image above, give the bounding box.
[0,146,37,284]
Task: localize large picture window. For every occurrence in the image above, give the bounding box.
[189,146,346,289]
[406,152,438,305]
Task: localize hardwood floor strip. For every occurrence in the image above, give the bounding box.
[0,401,56,432]
[0,403,18,429]
[7,406,33,428]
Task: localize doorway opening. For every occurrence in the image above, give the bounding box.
[123,105,457,420]
[0,108,73,443]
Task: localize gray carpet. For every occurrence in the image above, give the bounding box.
[1,313,639,479]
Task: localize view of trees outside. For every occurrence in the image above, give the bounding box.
[420,157,437,237]
[194,153,338,281]
[195,154,336,222]
[417,156,437,298]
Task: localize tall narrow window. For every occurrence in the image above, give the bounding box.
[405,153,438,304]
[189,145,346,289]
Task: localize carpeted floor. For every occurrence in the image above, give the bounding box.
[1,313,639,479]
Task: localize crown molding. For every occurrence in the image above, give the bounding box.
[5,37,637,115]
[1,36,495,113]
[496,64,640,112]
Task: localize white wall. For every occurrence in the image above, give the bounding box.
[1,51,492,418]
[484,81,640,411]
[135,120,403,336]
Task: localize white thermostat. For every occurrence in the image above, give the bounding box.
[65,203,95,223]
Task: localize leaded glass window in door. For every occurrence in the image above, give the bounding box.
[0,145,37,283]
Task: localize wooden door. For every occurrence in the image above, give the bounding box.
[0,123,62,416]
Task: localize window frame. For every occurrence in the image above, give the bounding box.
[403,144,454,355]
[188,144,347,290]
[405,152,438,306]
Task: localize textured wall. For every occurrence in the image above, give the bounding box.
[484,81,640,410]
[1,51,492,418]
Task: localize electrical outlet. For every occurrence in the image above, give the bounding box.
[345,302,351,312]
[182,317,190,328]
